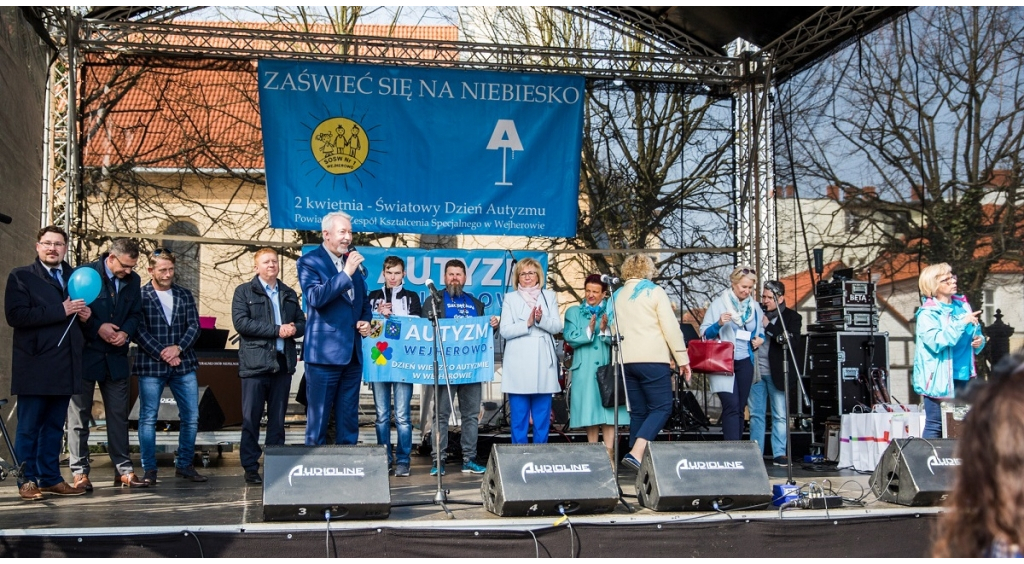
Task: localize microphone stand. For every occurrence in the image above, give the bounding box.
[391,292,480,518]
[605,281,634,513]
[768,289,806,486]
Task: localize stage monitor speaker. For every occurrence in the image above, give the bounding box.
[636,441,771,511]
[481,443,618,517]
[869,438,958,506]
[263,445,390,521]
[127,385,225,432]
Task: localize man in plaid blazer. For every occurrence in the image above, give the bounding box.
[133,250,206,485]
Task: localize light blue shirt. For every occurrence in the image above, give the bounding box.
[41,260,62,289]
[264,279,284,353]
[104,261,119,293]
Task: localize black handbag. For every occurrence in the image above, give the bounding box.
[596,364,627,409]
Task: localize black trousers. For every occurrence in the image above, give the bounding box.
[240,357,292,472]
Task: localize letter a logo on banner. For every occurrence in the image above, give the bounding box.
[487,119,524,186]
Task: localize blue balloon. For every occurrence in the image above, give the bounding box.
[68,267,102,305]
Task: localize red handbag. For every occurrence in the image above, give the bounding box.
[687,339,735,374]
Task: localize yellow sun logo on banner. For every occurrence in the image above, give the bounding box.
[310,117,370,175]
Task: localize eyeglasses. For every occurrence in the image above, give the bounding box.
[739,268,755,275]
[940,274,957,284]
[37,241,67,248]
[153,248,174,258]
[111,254,137,270]
[520,271,539,277]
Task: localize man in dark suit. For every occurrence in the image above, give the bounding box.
[749,280,803,466]
[297,211,372,445]
[66,238,147,490]
[231,248,306,484]
[134,249,206,484]
[4,226,89,500]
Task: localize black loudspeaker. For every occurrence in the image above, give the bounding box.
[636,441,771,511]
[481,443,618,517]
[128,386,225,432]
[869,438,958,506]
[263,445,391,521]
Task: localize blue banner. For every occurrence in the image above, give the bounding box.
[362,316,494,384]
[259,60,583,237]
[301,246,546,317]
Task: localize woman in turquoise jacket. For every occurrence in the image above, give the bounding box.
[912,263,985,438]
[564,274,628,461]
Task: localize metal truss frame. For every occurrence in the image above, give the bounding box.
[762,6,908,82]
[29,6,906,272]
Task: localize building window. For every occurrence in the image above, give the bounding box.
[162,221,200,304]
[984,289,995,325]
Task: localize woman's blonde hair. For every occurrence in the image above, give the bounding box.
[729,266,757,285]
[512,257,544,289]
[919,262,953,297]
[621,254,655,280]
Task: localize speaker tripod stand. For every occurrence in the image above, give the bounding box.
[0,399,24,483]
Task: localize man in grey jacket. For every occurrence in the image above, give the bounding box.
[231,248,306,484]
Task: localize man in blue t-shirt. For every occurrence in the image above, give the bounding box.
[419,259,498,476]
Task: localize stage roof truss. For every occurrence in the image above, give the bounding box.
[71,19,743,88]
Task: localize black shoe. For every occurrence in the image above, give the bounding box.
[621,453,642,471]
[244,470,263,484]
[773,456,789,467]
[142,469,158,486]
[175,465,209,482]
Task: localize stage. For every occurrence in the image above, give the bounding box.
[0,427,940,558]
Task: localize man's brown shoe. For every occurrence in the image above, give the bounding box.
[39,481,86,496]
[114,472,149,488]
[19,482,44,501]
[73,473,94,492]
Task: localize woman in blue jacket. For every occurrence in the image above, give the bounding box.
[912,263,985,438]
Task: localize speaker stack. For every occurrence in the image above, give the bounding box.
[869,438,958,506]
[635,442,771,511]
[480,443,618,517]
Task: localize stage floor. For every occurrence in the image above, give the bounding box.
[0,427,941,558]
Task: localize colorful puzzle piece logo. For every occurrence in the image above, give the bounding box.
[370,341,392,366]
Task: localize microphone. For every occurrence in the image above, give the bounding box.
[600,274,620,285]
[425,279,443,302]
[0,212,11,224]
[342,248,368,278]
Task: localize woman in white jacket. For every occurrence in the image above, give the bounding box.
[500,258,563,444]
[698,266,765,441]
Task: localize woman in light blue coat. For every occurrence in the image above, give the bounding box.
[564,274,629,458]
[699,266,765,441]
[912,263,984,438]
[500,258,563,444]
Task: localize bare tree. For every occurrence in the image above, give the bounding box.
[778,6,1024,306]
[459,7,736,308]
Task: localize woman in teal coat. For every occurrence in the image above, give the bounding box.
[564,274,628,459]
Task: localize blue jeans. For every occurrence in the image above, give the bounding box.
[923,379,968,439]
[305,361,362,445]
[748,374,787,457]
[509,393,553,444]
[373,382,413,466]
[138,372,199,472]
[623,363,674,446]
